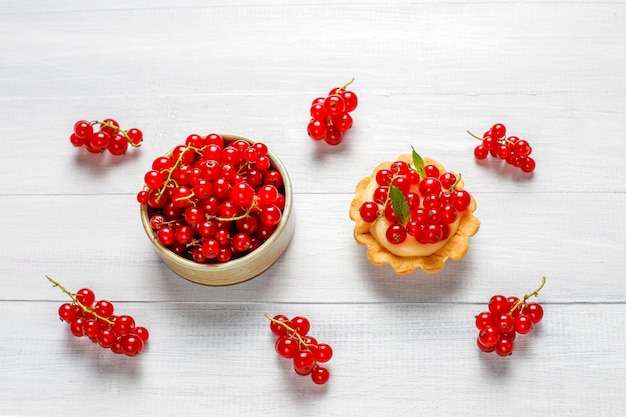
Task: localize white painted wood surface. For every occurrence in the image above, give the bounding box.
[1,1,625,416]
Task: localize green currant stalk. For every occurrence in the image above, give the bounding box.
[265,314,318,350]
[467,130,484,141]
[509,276,547,315]
[337,77,355,92]
[45,275,114,325]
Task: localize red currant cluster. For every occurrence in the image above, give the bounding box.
[71,119,143,155]
[476,277,546,356]
[267,314,333,385]
[137,134,286,264]
[359,148,472,245]
[307,79,358,145]
[47,276,149,356]
[469,123,535,172]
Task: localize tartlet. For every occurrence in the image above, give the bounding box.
[350,152,480,274]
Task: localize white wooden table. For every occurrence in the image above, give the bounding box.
[1,1,625,416]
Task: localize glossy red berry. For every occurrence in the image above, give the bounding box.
[488,295,509,315]
[522,302,544,323]
[478,325,500,348]
[311,366,330,384]
[514,314,534,334]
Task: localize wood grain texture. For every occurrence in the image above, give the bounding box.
[1,1,625,416]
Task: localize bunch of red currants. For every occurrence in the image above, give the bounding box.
[70,118,143,155]
[306,79,358,145]
[476,277,545,356]
[267,314,333,384]
[469,123,535,172]
[48,276,149,357]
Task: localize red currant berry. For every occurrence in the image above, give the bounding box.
[324,125,343,145]
[495,313,515,334]
[69,317,85,337]
[495,337,514,356]
[82,318,100,338]
[74,120,93,139]
[133,326,150,343]
[58,303,80,323]
[259,204,282,227]
[311,366,330,385]
[386,224,407,244]
[475,311,494,330]
[121,334,144,357]
[230,182,255,208]
[520,156,536,173]
[490,123,506,139]
[341,89,358,112]
[94,300,115,319]
[127,128,143,146]
[201,239,220,259]
[324,94,345,116]
[108,134,129,155]
[477,337,495,353]
[275,335,299,359]
[453,190,471,212]
[474,144,489,160]
[424,164,440,179]
[514,314,534,334]
[144,170,166,189]
[269,314,290,336]
[75,288,96,308]
[113,315,136,336]
[359,201,379,222]
[478,325,500,348]
[232,232,252,253]
[488,295,509,315]
[307,119,327,141]
[97,328,116,349]
[291,316,311,336]
[257,184,279,207]
[521,302,544,323]
[513,139,532,157]
[293,349,316,376]
[331,112,353,132]
[314,343,333,363]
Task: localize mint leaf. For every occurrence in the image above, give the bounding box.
[411,146,425,178]
[389,185,411,226]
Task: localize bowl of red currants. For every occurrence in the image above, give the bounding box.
[138,133,294,286]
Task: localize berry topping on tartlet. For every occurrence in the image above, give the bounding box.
[350,148,480,274]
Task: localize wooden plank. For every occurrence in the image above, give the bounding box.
[0,302,624,416]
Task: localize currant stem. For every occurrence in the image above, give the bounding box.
[467,130,484,141]
[510,276,547,314]
[45,275,114,325]
[265,314,318,349]
[339,77,355,91]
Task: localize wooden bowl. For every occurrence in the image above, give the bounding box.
[140,134,295,286]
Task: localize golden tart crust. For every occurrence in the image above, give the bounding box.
[349,154,480,274]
